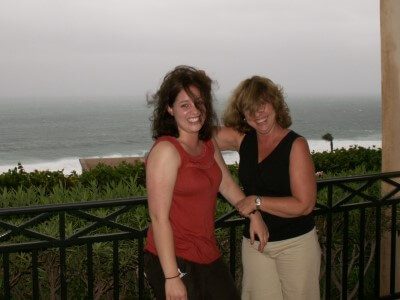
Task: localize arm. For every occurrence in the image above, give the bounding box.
[146,141,187,299]
[212,138,244,205]
[213,126,244,151]
[212,139,268,251]
[236,137,317,217]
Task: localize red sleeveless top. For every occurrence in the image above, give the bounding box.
[145,136,222,264]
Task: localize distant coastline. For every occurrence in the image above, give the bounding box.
[0,96,381,175]
[0,139,381,175]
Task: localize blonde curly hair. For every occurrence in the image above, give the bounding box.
[223,76,292,133]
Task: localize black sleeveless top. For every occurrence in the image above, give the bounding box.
[239,130,315,241]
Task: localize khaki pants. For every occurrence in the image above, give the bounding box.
[241,228,321,300]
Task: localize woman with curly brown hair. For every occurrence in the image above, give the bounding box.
[215,76,321,300]
[144,66,268,300]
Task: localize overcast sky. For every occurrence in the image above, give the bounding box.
[0,0,381,100]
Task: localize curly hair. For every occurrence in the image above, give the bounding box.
[222,76,292,133]
[148,65,218,140]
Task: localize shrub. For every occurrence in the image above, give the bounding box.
[0,162,145,194]
[312,146,381,175]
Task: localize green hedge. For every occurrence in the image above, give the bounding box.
[0,146,381,193]
[0,161,145,195]
[312,145,381,174]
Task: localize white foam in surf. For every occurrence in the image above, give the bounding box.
[0,152,147,175]
[0,140,381,174]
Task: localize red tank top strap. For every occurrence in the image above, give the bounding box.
[153,136,189,164]
[150,136,215,168]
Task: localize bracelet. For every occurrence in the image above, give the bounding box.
[165,273,180,280]
[165,268,186,280]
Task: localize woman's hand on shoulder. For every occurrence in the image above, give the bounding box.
[213,126,244,151]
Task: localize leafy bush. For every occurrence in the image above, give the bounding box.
[0,147,381,193]
[0,163,78,194]
[312,146,381,175]
[221,146,381,180]
[0,161,145,194]
[79,161,145,189]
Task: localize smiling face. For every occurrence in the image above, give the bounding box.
[244,101,277,135]
[167,86,205,137]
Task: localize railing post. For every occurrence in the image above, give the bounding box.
[87,242,94,300]
[113,240,120,300]
[358,208,366,300]
[229,226,237,281]
[325,183,333,300]
[138,237,144,300]
[390,204,397,295]
[2,252,10,299]
[374,205,381,298]
[32,250,39,299]
[59,211,67,300]
[341,211,349,299]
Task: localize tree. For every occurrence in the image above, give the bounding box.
[322,133,334,152]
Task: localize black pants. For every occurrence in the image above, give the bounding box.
[144,251,240,300]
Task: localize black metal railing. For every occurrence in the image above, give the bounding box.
[1,171,400,299]
[314,171,400,299]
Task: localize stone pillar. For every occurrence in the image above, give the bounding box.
[380,0,400,296]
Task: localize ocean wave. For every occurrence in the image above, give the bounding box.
[0,151,148,175]
[0,140,381,175]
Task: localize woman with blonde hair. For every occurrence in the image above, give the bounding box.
[215,76,321,300]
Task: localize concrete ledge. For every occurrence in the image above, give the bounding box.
[79,157,144,171]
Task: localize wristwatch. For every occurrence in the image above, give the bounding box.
[255,196,262,211]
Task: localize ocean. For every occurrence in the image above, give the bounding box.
[0,95,381,174]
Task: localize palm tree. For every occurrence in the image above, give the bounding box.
[322,133,334,152]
